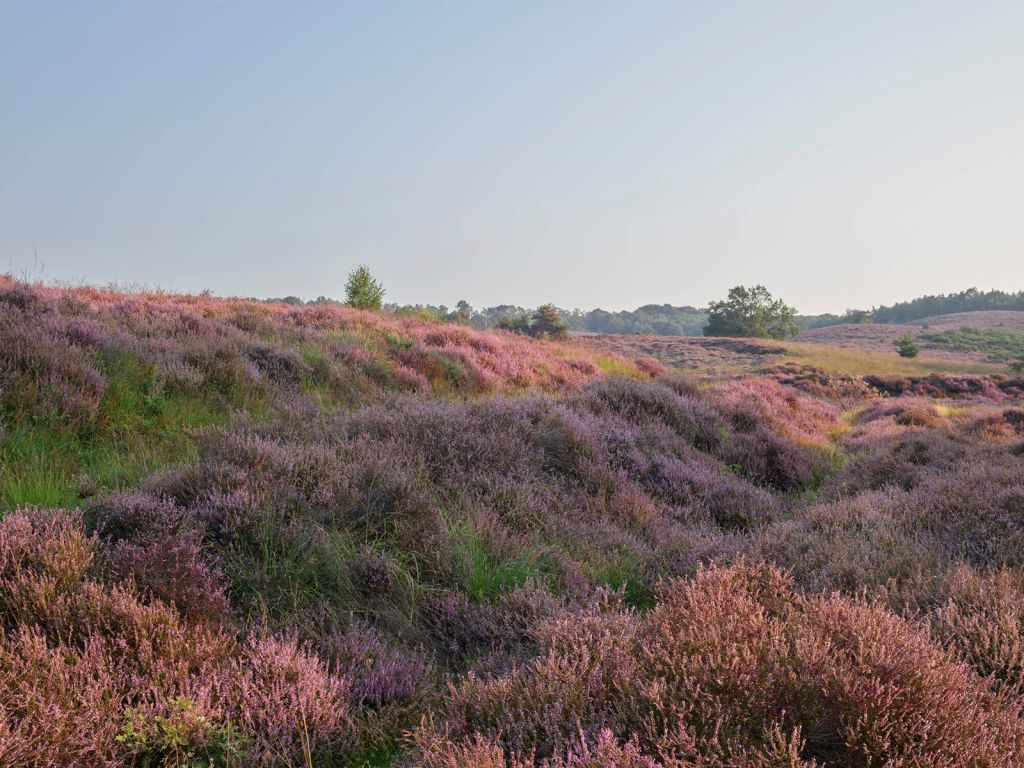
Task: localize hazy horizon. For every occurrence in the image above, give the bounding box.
[3,2,1023,314]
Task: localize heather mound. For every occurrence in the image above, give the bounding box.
[0,277,608,509]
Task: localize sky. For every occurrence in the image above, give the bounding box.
[2,2,1023,315]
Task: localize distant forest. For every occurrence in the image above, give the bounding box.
[868,288,1024,324]
[265,287,1024,337]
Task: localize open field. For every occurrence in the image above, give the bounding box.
[781,340,1010,376]
[577,332,1012,376]
[4,278,1024,766]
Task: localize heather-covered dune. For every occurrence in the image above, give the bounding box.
[0,275,606,510]
[797,310,1024,363]
[3,278,1024,766]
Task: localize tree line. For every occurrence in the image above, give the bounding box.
[264,267,1024,342]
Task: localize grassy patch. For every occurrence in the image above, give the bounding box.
[343,741,404,767]
[780,341,1006,376]
[0,353,243,511]
[589,556,656,610]
[449,520,551,603]
[0,395,226,511]
[227,518,359,625]
[920,326,1024,362]
[590,354,643,377]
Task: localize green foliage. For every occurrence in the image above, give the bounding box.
[451,300,473,325]
[529,304,569,341]
[228,513,359,625]
[0,351,234,511]
[921,326,1024,362]
[344,742,404,767]
[589,556,656,610]
[1010,359,1024,375]
[344,265,386,311]
[704,285,798,340]
[117,697,248,767]
[495,314,532,335]
[495,304,569,341]
[870,287,1024,324]
[582,304,707,335]
[450,521,550,603]
[845,309,874,324]
[894,332,920,358]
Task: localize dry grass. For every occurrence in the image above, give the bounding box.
[778,341,1008,376]
[575,332,1010,378]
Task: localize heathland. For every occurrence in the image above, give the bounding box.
[3,276,1024,766]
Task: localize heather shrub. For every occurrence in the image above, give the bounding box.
[717,427,817,491]
[0,628,127,767]
[422,563,1024,765]
[441,594,640,758]
[413,732,534,768]
[864,374,912,396]
[321,623,433,710]
[655,370,702,398]
[19,278,1024,766]
[929,566,1024,699]
[114,378,785,659]
[823,430,971,496]
[550,730,663,768]
[422,582,567,669]
[710,377,841,447]
[104,533,228,622]
[0,507,95,589]
[896,457,1024,567]
[570,376,725,452]
[858,397,945,429]
[0,305,107,430]
[866,373,1010,400]
[85,493,228,621]
[792,595,1022,765]
[765,451,1024,602]
[0,507,363,766]
[634,356,666,378]
[1004,407,1024,429]
[413,728,662,768]
[230,634,351,764]
[705,379,840,491]
[750,490,943,597]
[320,623,435,752]
[245,341,312,386]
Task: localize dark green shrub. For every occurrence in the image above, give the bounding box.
[894,332,920,358]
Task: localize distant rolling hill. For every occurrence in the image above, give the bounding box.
[797,310,1024,363]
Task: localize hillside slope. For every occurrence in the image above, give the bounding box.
[3,278,1024,767]
[797,310,1024,362]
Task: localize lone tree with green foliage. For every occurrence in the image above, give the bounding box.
[1010,358,1024,375]
[894,332,920,358]
[529,304,570,341]
[344,265,385,311]
[703,285,798,340]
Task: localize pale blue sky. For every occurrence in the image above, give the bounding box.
[2,2,1023,313]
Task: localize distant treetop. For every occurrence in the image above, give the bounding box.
[704,285,798,340]
[869,288,1024,324]
[344,265,385,311]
